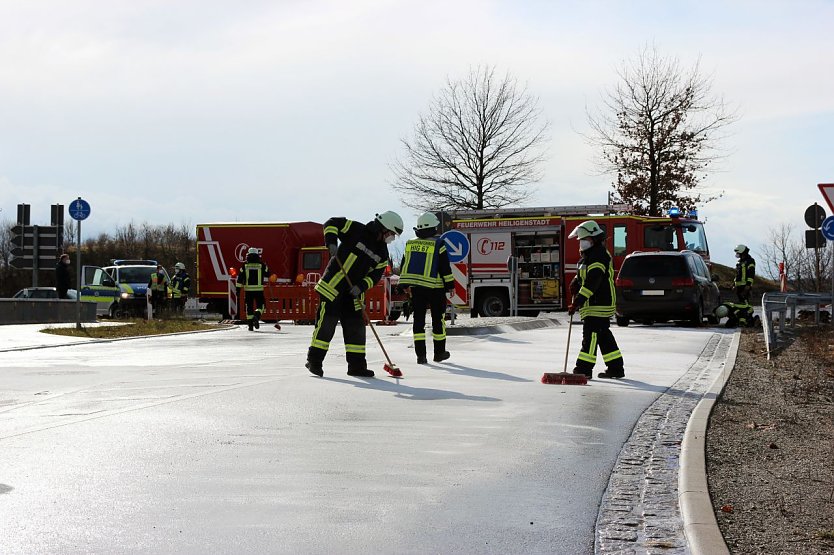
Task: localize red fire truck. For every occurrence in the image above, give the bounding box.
[439,204,709,317]
[196,222,402,322]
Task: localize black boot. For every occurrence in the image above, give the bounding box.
[433,351,451,363]
[306,360,323,377]
[247,320,254,331]
[598,367,625,379]
[346,356,374,378]
[417,356,428,364]
[254,310,261,329]
[347,367,375,378]
[572,367,592,379]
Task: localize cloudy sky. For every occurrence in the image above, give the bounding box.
[1,0,832,268]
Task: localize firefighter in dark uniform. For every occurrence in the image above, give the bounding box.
[236,247,269,331]
[306,211,404,378]
[148,264,169,317]
[734,244,756,303]
[398,212,455,364]
[568,220,625,379]
[170,262,191,315]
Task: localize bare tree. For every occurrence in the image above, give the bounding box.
[586,46,736,216]
[392,65,549,210]
[759,223,832,291]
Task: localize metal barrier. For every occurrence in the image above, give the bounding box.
[240,282,390,323]
[762,292,832,359]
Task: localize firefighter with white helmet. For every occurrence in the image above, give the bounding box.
[236,247,269,331]
[399,211,455,364]
[170,262,191,315]
[566,220,625,379]
[733,244,755,303]
[306,210,404,378]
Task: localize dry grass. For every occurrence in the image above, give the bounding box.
[42,318,227,339]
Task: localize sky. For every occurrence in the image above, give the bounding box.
[0,0,832,269]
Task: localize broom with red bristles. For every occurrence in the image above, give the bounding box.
[541,313,588,385]
[334,256,403,378]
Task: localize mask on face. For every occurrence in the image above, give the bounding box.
[63,259,70,265]
[579,238,594,251]
[385,234,396,244]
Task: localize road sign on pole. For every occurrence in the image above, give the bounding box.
[822,216,834,241]
[804,203,826,228]
[819,183,834,214]
[69,197,91,221]
[441,230,470,263]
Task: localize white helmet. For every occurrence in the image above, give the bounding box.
[414,212,440,231]
[734,244,748,255]
[376,211,404,235]
[568,220,604,240]
[247,247,259,255]
[175,262,186,271]
[715,305,729,319]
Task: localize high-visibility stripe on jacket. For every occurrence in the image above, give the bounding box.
[735,254,756,287]
[315,217,390,302]
[576,243,616,319]
[171,272,191,298]
[398,237,453,289]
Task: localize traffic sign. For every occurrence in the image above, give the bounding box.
[819,183,834,214]
[69,198,91,221]
[822,216,834,241]
[804,204,826,228]
[8,254,57,270]
[441,230,470,263]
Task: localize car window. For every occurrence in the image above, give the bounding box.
[32,289,57,298]
[685,255,701,278]
[619,255,688,278]
[694,255,711,280]
[682,222,708,253]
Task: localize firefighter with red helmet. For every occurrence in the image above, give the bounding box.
[398,212,455,364]
[568,220,625,379]
[236,247,269,331]
[306,211,404,378]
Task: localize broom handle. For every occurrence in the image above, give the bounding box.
[333,254,396,366]
[563,315,573,373]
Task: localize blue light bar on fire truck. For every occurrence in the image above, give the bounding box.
[668,207,681,218]
[687,209,698,219]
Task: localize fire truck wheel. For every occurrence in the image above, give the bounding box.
[616,316,630,327]
[477,292,509,318]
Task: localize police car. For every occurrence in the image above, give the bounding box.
[80,259,170,318]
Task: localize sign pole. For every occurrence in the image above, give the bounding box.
[75,219,82,330]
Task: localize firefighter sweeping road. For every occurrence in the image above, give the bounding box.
[0,319,734,554]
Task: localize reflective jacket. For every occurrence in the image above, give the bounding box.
[171,271,191,299]
[399,236,454,290]
[734,253,756,287]
[236,254,269,292]
[575,243,616,319]
[148,271,169,293]
[315,217,389,302]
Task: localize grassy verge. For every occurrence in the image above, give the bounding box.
[42,318,227,339]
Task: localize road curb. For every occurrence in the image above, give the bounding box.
[679,330,740,555]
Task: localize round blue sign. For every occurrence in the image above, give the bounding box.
[441,230,470,263]
[69,198,91,221]
[821,216,834,241]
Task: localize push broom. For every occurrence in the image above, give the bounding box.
[334,256,403,378]
[541,314,588,385]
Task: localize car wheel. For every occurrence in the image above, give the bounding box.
[616,316,630,327]
[690,300,704,327]
[108,303,119,319]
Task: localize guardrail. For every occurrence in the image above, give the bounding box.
[0,299,97,325]
[762,292,832,359]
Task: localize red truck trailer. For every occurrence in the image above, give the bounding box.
[439,204,709,317]
[196,222,402,322]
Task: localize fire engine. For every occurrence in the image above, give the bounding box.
[196,222,403,322]
[438,204,709,317]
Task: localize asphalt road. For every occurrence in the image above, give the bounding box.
[0,320,718,554]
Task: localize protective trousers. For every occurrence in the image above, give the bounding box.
[410,287,447,359]
[574,316,623,374]
[244,290,265,323]
[307,294,367,371]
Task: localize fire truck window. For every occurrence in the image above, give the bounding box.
[644,226,678,251]
[302,252,322,270]
[682,222,708,253]
[613,225,627,256]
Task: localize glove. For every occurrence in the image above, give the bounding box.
[569,295,585,316]
[328,243,338,258]
[349,285,362,298]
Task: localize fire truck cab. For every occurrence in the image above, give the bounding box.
[441,205,709,317]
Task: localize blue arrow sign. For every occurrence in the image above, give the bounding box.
[441,230,469,263]
[69,198,91,221]
[822,216,834,241]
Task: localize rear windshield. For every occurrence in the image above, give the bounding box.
[619,256,688,278]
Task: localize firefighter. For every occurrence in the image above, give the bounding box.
[148,263,169,317]
[568,220,625,379]
[398,212,455,364]
[734,244,756,303]
[236,247,269,331]
[306,210,404,378]
[170,262,191,315]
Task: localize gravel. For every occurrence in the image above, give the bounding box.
[706,327,834,554]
